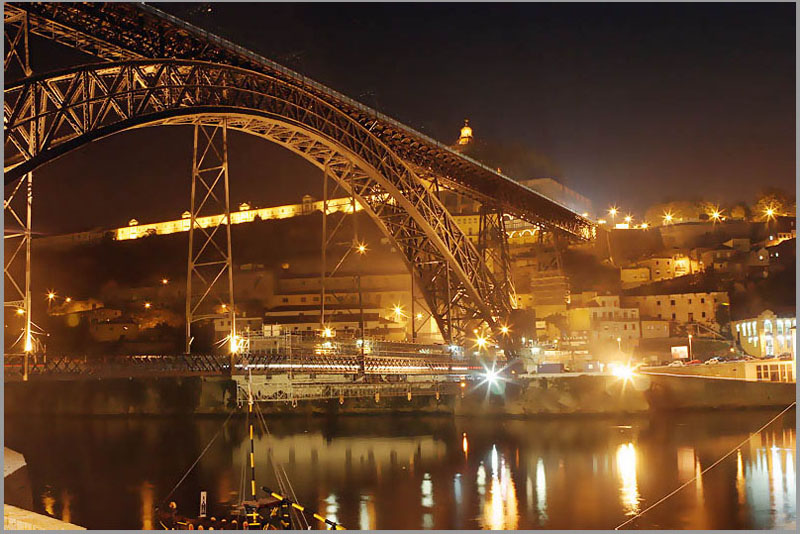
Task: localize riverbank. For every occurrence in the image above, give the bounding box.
[4,373,794,417]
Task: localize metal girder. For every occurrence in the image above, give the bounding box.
[6,1,596,241]
[3,60,511,343]
[478,207,517,312]
[4,6,34,376]
[186,120,236,353]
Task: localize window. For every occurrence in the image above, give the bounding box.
[700,298,705,304]
[313,296,319,302]
[671,300,676,306]
[658,313,662,319]
[632,324,636,330]
[300,297,307,303]
[701,312,706,318]
[672,313,676,320]
[624,324,628,331]
[770,365,779,382]
[756,365,763,380]
[656,300,661,306]
[282,298,288,303]
[688,299,692,305]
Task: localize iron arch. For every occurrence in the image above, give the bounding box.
[4,60,514,342]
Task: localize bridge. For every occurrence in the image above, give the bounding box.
[4,3,595,375]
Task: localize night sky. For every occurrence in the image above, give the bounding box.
[26,2,795,234]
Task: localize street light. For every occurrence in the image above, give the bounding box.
[392,304,406,320]
[764,207,776,221]
[476,336,488,349]
[617,336,622,352]
[15,308,24,316]
[161,278,169,285]
[144,302,152,309]
[641,222,649,229]
[608,206,618,219]
[65,297,72,303]
[688,333,693,359]
[500,325,510,335]
[47,291,56,301]
[710,209,722,223]
[663,212,674,225]
[624,215,633,224]
[356,242,367,254]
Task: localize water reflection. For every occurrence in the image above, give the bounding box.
[616,442,640,516]
[359,494,375,530]
[535,458,547,524]
[480,447,519,529]
[140,482,154,530]
[4,410,796,530]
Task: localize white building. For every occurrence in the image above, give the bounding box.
[731,310,796,358]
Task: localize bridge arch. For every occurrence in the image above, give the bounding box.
[4,60,513,341]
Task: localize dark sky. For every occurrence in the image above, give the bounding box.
[27,2,795,234]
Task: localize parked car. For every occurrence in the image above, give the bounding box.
[668,360,685,367]
[686,359,702,365]
[704,357,723,365]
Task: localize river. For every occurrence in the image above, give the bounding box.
[4,408,795,530]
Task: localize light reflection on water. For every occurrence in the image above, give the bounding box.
[616,442,640,516]
[4,409,796,530]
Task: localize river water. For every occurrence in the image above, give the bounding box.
[4,408,796,530]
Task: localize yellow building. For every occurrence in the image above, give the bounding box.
[621,292,729,326]
[620,267,650,289]
[633,253,698,283]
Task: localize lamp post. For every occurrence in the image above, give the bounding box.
[688,333,693,360]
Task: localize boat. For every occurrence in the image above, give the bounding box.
[157,371,345,530]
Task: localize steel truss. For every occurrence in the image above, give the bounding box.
[4,7,34,379]
[5,2,595,242]
[478,207,517,311]
[186,120,236,354]
[3,60,511,343]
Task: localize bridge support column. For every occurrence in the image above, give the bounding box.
[478,206,516,318]
[185,120,236,358]
[4,9,34,378]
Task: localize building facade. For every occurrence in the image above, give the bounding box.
[621,292,729,326]
[731,310,796,358]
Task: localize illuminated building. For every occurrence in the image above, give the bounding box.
[621,292,729,326]
[114,197,359,241]
[457,119,473,146]
[731,310,796,359]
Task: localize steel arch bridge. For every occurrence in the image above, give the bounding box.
[4,3,595,347]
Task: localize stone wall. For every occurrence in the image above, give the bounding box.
[4,373,794,417]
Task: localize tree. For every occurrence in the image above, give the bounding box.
[753,188,796,221]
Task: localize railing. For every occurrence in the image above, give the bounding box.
[4,351,482,382]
